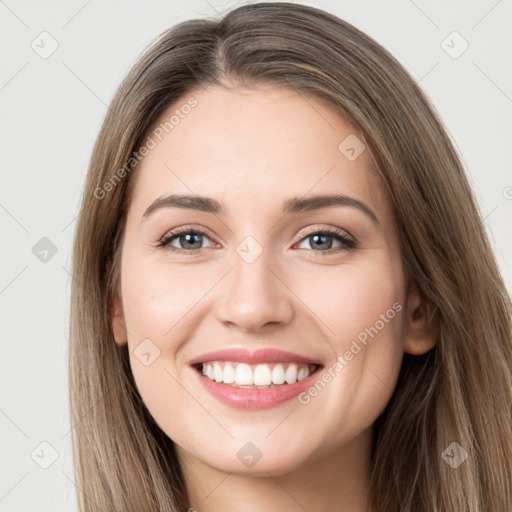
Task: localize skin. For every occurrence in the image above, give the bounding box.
[111,84,436,511]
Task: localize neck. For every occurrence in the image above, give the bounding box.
[176,426,372,512]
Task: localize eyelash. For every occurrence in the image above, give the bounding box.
[156,225,356,256]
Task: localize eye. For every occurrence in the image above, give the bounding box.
[295,227,356,254]
[157,227,216,253]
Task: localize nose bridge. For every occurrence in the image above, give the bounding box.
[215,237,294,331]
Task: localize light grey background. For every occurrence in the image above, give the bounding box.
[1,0,510,510]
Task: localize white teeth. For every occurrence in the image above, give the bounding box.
[272,364,286,385]
[235,363,253,385]
[213,362,223,382]
[297,367,308,381]
[253,364,272,386]
[199,361,317,387]
[285,364,298,384]
[223,362,235,384]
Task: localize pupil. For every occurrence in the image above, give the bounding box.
[311,234,332,250]
[181,233,202,249]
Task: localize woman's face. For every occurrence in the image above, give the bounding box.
[113,84,408,475]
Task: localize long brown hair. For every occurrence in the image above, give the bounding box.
[69,3,512,510]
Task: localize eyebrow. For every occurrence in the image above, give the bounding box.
[142,193,379,224]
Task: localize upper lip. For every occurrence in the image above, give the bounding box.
[188,348,324,366]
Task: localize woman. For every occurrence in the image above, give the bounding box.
[69,2,512,511]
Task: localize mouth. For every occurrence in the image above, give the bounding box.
[192,361,322,389]
[189,348,324,409]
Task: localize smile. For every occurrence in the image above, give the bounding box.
[189,348,324,409]
[198,361,319,387]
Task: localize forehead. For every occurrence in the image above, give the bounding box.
[128,84,391,221]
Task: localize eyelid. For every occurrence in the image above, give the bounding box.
[157,225,220,251]
[292,225,356,254]
[296,224,353,242]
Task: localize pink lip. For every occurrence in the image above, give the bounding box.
[188,347,323,366]
[188,347,324,410]
[193,365,322,410]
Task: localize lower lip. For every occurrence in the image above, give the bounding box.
[193,366,323,410]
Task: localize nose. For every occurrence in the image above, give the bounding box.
[215,247,295,333]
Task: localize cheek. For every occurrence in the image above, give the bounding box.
[293,262,405,424]
[120,258,219,434]
[121,258,215,344]
[294,260,404,351]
